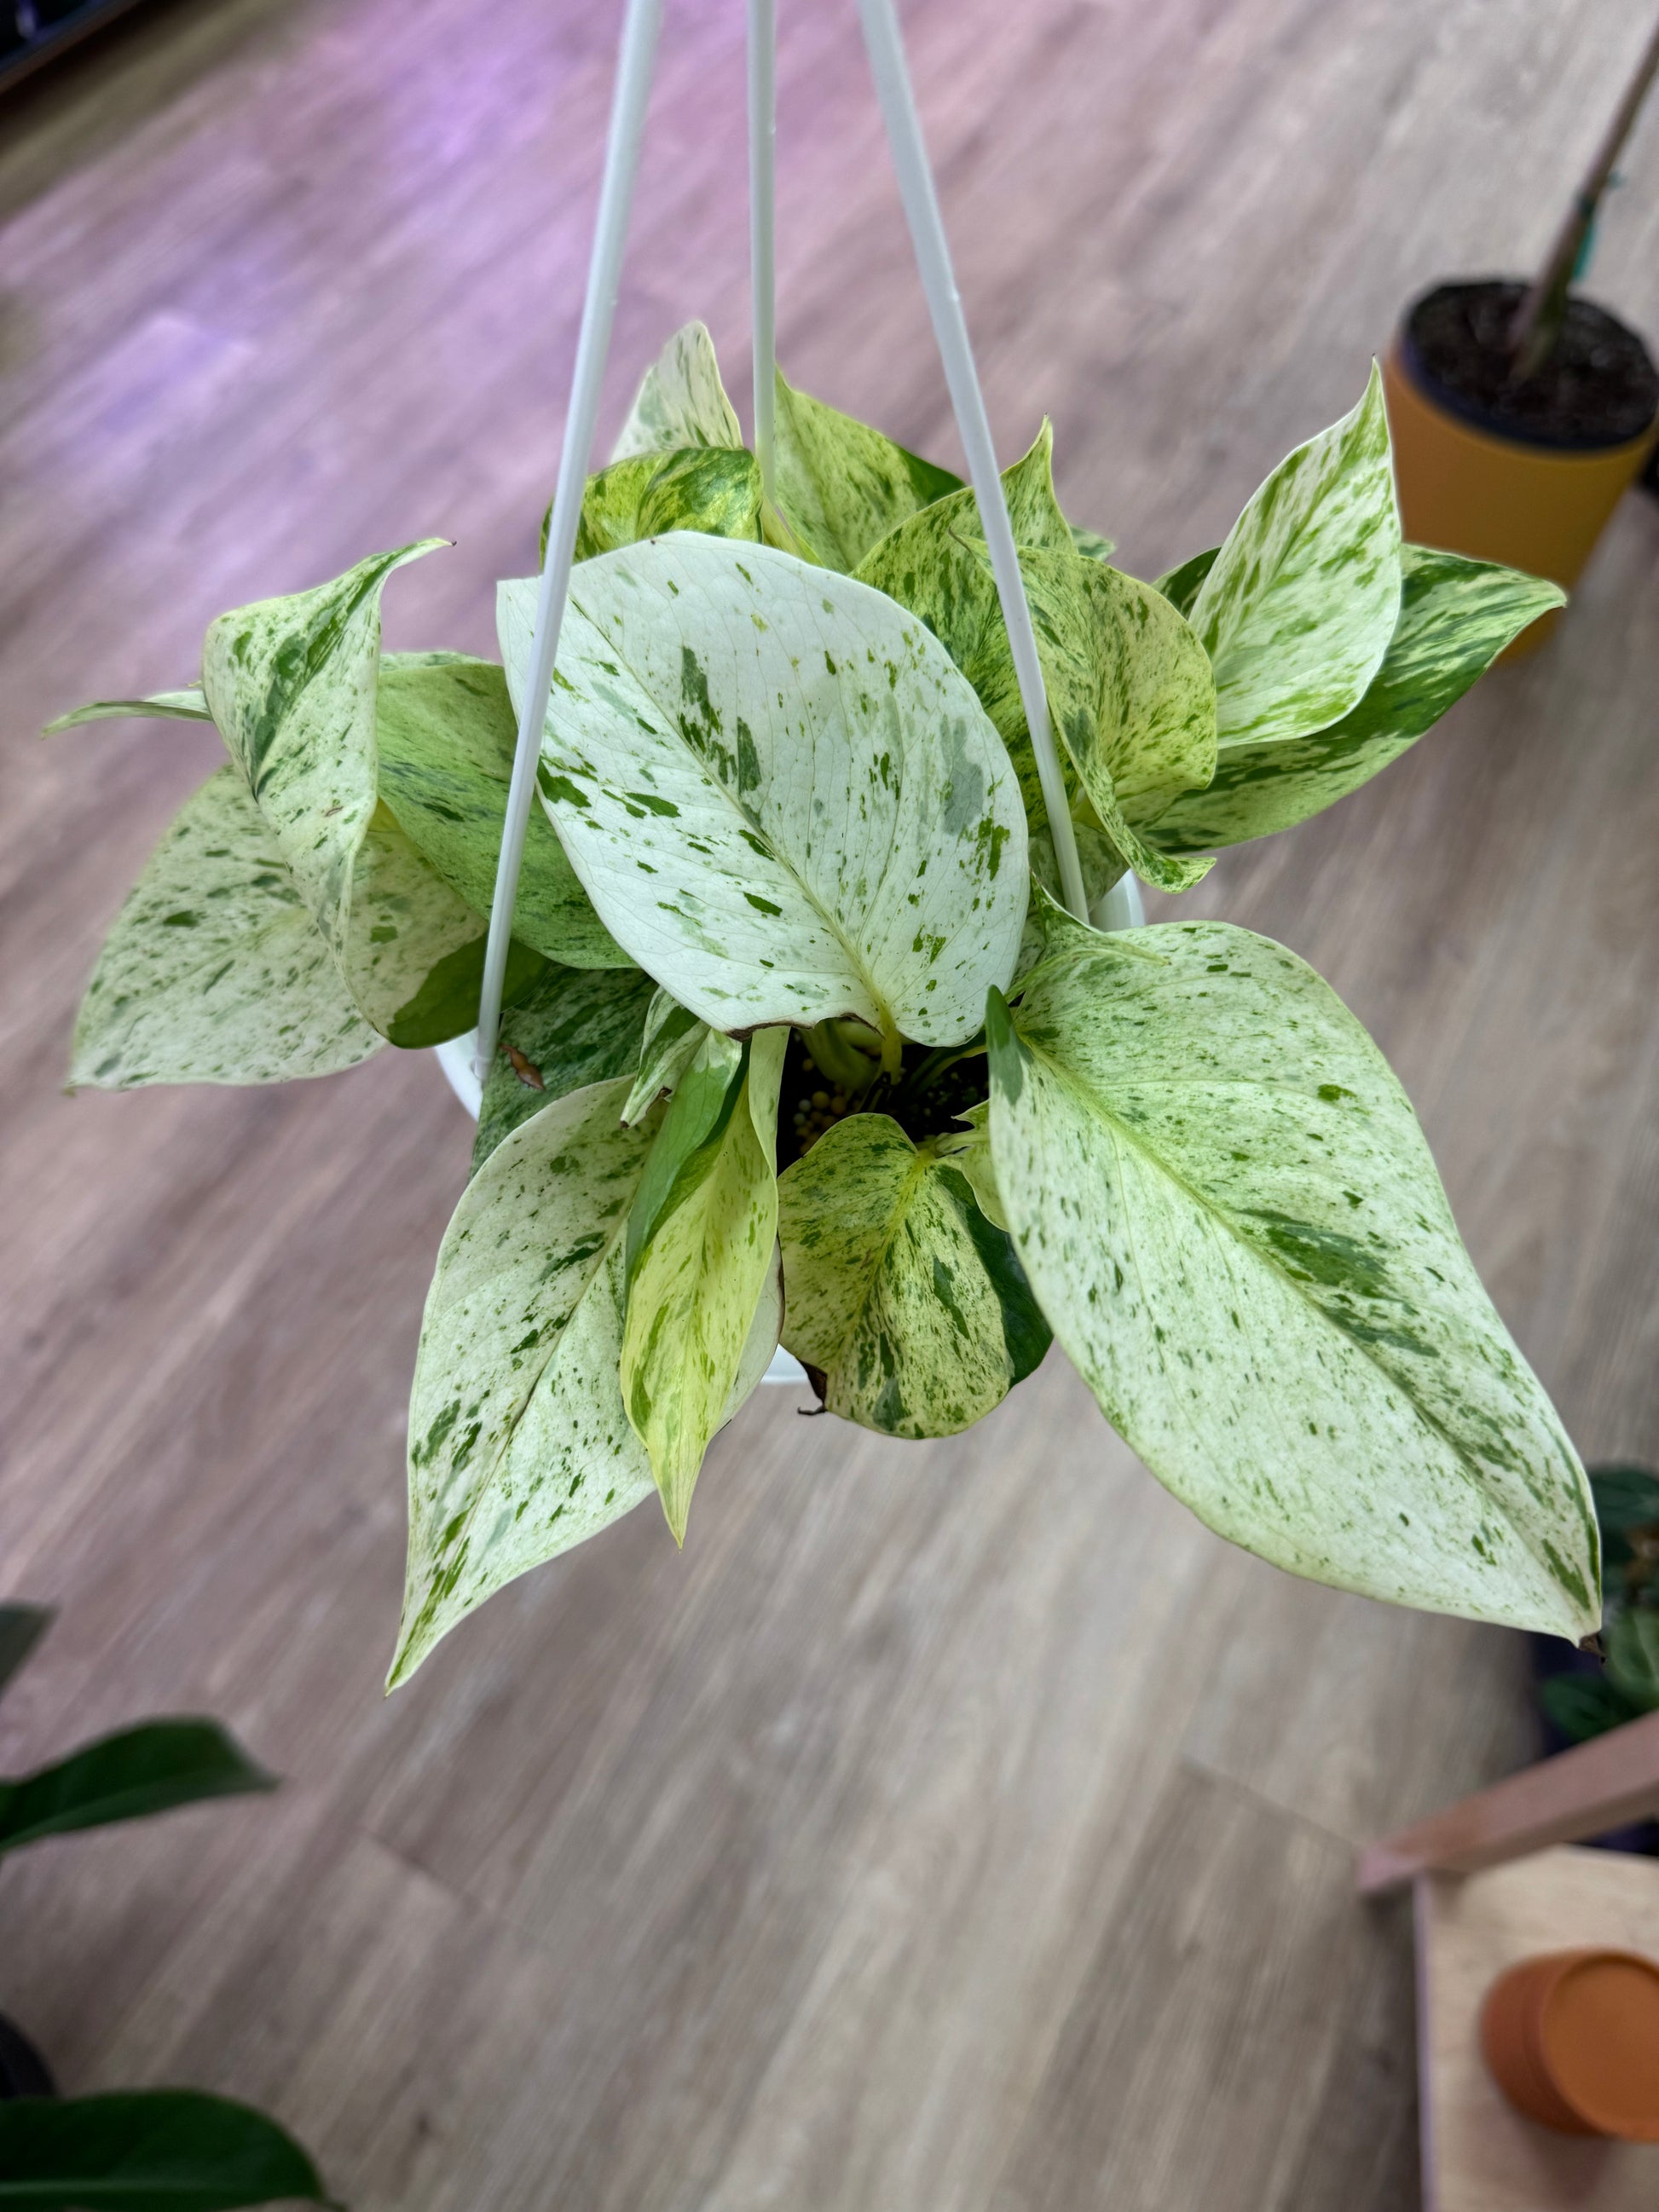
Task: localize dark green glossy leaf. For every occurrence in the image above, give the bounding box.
[0,2091,332,2211]
[1539,1669,1640,1744]
[1606,1608,1659,1712]
[0,1720,275,1857]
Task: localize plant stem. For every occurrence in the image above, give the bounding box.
[473,0,664,1080]
[749,0,777,509]
[1508,12,1659,379]
[854,0,1092,927]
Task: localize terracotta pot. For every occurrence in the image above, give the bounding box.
[1481,1947,1659,2140]
[1383,330,1657,657]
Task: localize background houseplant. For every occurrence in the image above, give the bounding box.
[0,1606,333,2210]
[52,315,1601,1683]
[1384,11,1659,644]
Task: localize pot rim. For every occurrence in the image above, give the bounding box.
[1395,287,1659,458]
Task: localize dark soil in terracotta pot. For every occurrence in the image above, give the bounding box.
[1405,280,1659,449]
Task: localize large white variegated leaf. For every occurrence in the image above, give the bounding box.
[473,962,659,1170]
[1188,365,1402,750]
[1149,548,1566,853]
[71,765,383,1089]
[610,321,744,459]
[987,893,1599,1638]
[769,367,963,572]
[777,1112,1049,1435]
[392,1077,661,1687]
[375,652,627,968]
[202,544,508,1040]
[500,534,1026,1051]
[45,689,211,731]
[621,1028,787,1541]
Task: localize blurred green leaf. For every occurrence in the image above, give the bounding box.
[1591,1464,1659,1579]
[0,2089,333,2210]
[1606,1608,1659,1712]
[1540,1670,1641,1744]
[0,1721,276,1857]
[0,1608,52,1704]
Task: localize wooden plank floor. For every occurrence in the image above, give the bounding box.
[3,0,1658,2203]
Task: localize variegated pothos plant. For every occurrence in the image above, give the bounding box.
[53,322,1600,1686]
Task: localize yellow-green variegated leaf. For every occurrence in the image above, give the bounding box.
[1149,548,1566,854]
[858,490,1214,894]
[202,544,513,1040]
[500,534,1026,1049]
[622,987,708,1125]
[621,1029,786,1540]
[375,652,627,968]
[1188,365,1402,749]
[986,894,1599,1639]
[611,321,743,460]
[777,1112,1048,1435]
[45,688,211,731]
[1069,522,1117,563]
[565,447,763,564]
[935,1100,1005,1230]
[473,962,659,1170]
[769,367,962,571]
[71,765,382,1089]
[392,1076,661,1686]
[1152,547,1217,620]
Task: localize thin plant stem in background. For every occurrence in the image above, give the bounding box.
[474,0,664,1078]
[1508,9,1659,378]
[853,0,1091,924]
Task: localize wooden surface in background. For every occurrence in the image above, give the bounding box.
[3,1,1658,2205]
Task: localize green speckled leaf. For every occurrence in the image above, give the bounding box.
[1152,547,1217,620]
[392,1076,661,1686]
[45,688,211,731]
[611,321,743,459]
[988,892,1599,1638]
[201,544,500,1039]
[858,475,1214,894]
[375,652,627,968]
[622,987,708,1125]
[1188,366,1402,749]
[777,1112,1047,1435]
[1149,547,1566,853]
[564,447,763,564]
[71,765,383,1090]
[769,367,962,570]
[935,1099,1005,1229]
[500,534,1026,1050]
[473,962,659,1170]
[621,1029,787,1540]
[1069,521,1117,563]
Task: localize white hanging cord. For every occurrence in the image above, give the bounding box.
[748,0,778,505]
[474,0,666,1079]
[853,0,1090,925]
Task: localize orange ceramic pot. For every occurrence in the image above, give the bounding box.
[1481,1947,1659,2140]
[1384,328,1656,656]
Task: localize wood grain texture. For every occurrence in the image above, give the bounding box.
[3,0,1658,2205]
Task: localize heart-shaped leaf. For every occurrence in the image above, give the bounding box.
[987,892,1599,1638]
[70,766,384,1089]
[769,367,963,571]
[375,651,627,968]
[393,1076,661,1687]
[202,544,516,1040]
[1188,364,1402,750]
[777,1112,1048,1435]
[564,446,763,564]
[611,321,744,459]
[0,2091,333,2212]
[500,534,1026,1051]
[1149,548,1566,852]
[621,1028,787,1539]
[473,962,659,1170]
